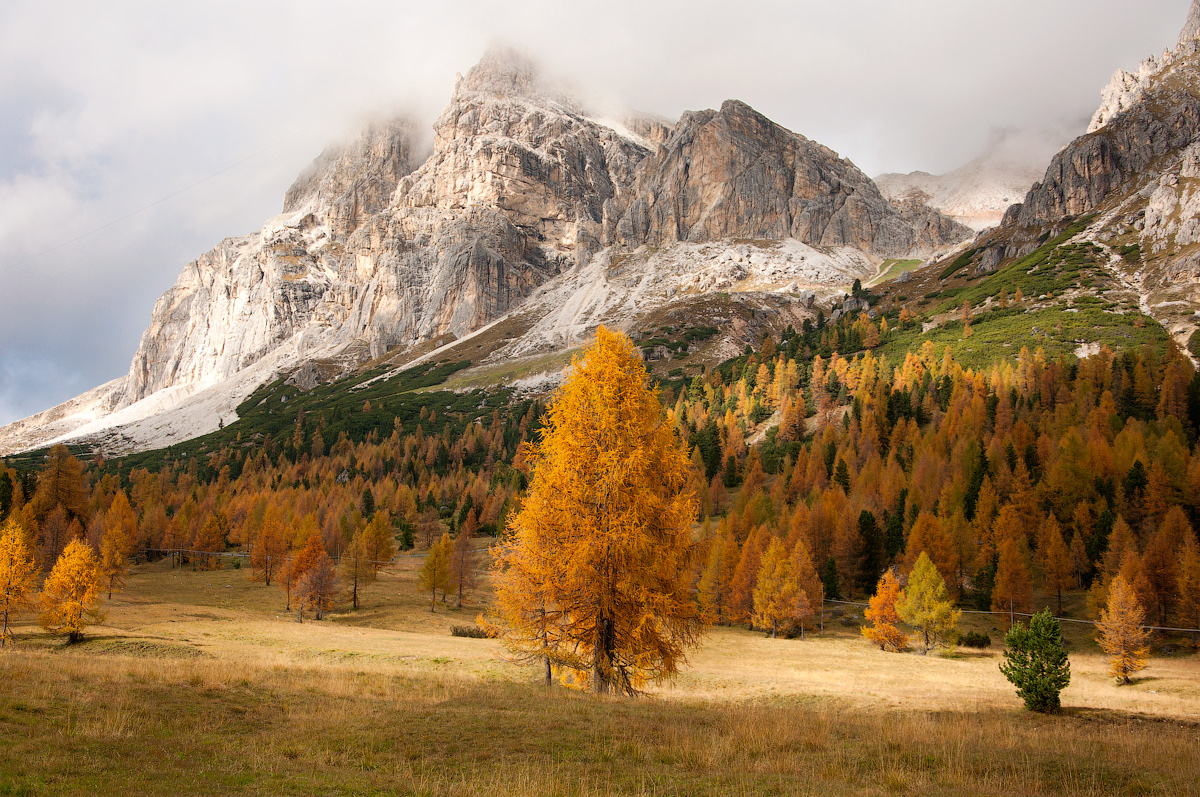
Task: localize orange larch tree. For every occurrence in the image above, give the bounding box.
[1096,574,1151,684]
[862,569,906,652]
[752,538,797,638]
[251,506,288,586]
[0,519,37,645]
[992,537,1033,625]
[489,327,704,696]
[1040,520,1073,616]
[39,538,104,643]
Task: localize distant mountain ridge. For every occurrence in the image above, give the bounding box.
[0,49,968,456]
[875,128,1067,232]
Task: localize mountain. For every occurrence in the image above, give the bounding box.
[875,128,1069,232]
[0,49,969,456]
[878,0,1200,359]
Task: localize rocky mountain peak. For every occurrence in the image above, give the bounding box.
[454,46,571,109]
[1180,0,1200,49]
[281,119,416,236]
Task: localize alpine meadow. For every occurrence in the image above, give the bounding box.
[8,3,1200,796]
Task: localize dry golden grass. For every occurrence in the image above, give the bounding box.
[2,558,1199,795]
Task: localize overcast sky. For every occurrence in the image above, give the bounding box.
[0,0,1191,426]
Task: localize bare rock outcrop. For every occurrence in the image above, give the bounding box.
[608,100,969,256]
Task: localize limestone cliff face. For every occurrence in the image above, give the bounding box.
[1180,0,1200,50]
[120,119,419,405]
[607,100,969,256]
[997,35,1200,236]
[14,48,968,451]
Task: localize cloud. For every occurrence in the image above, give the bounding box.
[0,0,1190,424]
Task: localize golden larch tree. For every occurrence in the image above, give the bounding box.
[697,531,738,624]
[99,537,126,601]
[789,537,823,636]
[1040,523,1073,616]
[282,531,326,614]
[992,537,1033,625]
[1177,531,1200,640]
[363,511,397,574]
[0,519,37,645]
[250,506,288,586]
[752,538,798,638]
[419,532,452,611]
[450,509,479,608]
[32,445,89,525]
[897,552,960,654]
[39,538,104,643]
[340,528,376,610]
[1096,574,1151,684]
[489,326,703,696]
[862,569,906,652]
[297,551,339,621]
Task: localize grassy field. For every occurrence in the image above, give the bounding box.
[867,260,923,288]
[3,557,1199,795]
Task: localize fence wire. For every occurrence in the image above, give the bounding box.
[823,598,1200,635]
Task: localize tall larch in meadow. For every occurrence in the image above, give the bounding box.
[992,537,1033,625]
[450,509,478,608]
[897,552,960,654]
[1040,521,1073,616]
[297,551,339,621]
[251,507,288,586]
[0,519,37,645]
[489,327,703,696]
[39,538,104,643]
[752,538,797,638]
[1096,574,1151,684]
[862,569,906,652]
[419,532,452,611]
[340,527,376,610]
[1176,531,1200,639]
[790,537,823,636]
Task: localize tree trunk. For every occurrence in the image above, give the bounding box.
[593,616,614,694]
[544,655,552,686]
[430,589,436,612]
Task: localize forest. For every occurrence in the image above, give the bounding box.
[5,308,1200,645]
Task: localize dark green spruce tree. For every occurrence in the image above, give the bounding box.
[999,609,1071,712]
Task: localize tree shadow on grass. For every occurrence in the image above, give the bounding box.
[1061,704,1200,729]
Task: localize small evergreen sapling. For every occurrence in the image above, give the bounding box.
[1000,608,1071,712]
